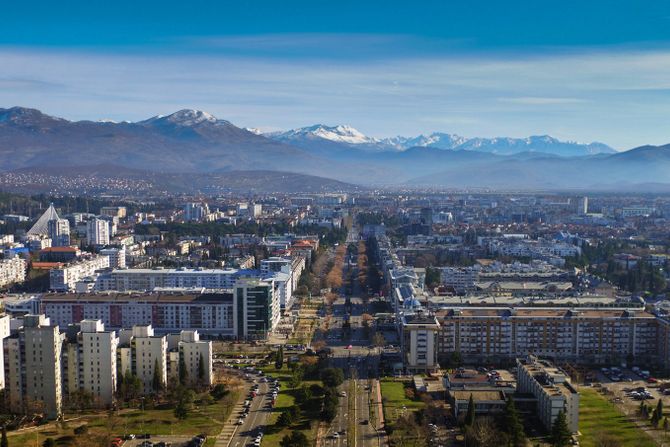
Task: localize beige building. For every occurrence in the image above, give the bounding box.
[4,315,63,419]
[178,330,213,386]
[65,320,118,406]
[130,325,167,393]
[438,307,658,364]
[517,356,580,433]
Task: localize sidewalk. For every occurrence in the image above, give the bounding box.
[213,384,250,447]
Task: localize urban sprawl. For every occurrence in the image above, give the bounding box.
[0,192,669,447]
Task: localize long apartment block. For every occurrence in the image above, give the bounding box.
[437,307,659,365]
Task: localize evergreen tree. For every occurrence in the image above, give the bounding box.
[1,426,8,447]
[275,346,284,370]
[550,411,572,447]
[503,396,525,446]
[657,399,664,421]
[664,416,669,432]
[651,408,659,427]
[464,394,476,427]
[198,354,205,382]
[178,355,188,386]
[152,359,164,393]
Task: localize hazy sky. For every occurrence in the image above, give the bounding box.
[2,0,670,149]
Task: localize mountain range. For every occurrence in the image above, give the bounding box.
[0,106,669,191]
[266,124,615,156]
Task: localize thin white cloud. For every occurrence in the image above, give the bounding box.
[498,97,588,105]
[0,44,669,148]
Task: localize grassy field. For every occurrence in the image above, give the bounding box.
[379,379,424,425]
[7,389,240,447]
[579,387,657,447]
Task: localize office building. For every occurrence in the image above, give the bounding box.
[234,278,280,339]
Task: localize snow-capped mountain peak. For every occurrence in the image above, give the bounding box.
[280,124,379,145]
[140,109,226,127]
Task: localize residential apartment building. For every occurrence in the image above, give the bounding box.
[0,257,26,288]
[177,330,213,386]
[4,315,63,419]
[437,307,659,365]
[517,356,580,433]
[95,267,253,291]
[87,218,111,246]
[100,246,127,269]
[41,291,236,336]
[47,218,71,247]
[64,319,118,406]
[129,325,167,393]
[439,266,480,293]
[49,255,110,291]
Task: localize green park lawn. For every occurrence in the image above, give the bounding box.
[578,388,657,447]
[7,389,239,447]
[379,379,424,425]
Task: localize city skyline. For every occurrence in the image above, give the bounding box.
[2,1,670,149]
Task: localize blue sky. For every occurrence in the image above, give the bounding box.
[2,0,670,149]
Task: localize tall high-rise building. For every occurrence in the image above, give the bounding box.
[577,196,588,215]
[87,218,110,246]
[183,202,209,222]
[48,218,71,247]
[178,330,213,386]
[130,325,167,393]
[4,315,63,419]
[234,278,280,339]
[65,320,118,406]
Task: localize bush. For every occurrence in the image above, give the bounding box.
[73,425,88,435]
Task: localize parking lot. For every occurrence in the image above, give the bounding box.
[593,366,669,416]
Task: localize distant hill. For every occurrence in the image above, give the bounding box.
[1,165,361,195]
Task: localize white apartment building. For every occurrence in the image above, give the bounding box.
[0,315,11,391]
[178,330,213,386]
[4,315,63,419]
[87,218,110,246]
[517,356,580,433]
[50,255,110,291]
[439,266,480,293]
[401,313,441,374]
[65,320,118,406]
[47,218,71,247]
[95,267,254,292]
[183,203,210,222]
[130,325,167,393]
[0,257,26,288]
[100,246,127,269]
[41,291,236,336]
